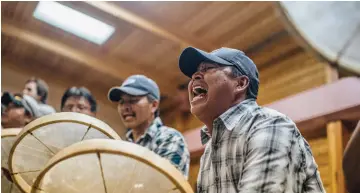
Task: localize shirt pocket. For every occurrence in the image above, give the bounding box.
[226,163,243,192]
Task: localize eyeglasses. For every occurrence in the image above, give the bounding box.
[198,61,246,76]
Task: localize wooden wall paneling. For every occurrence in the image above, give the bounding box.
[259,68,326,104]
[258,52,327,104]
[227,13,285,49]
[308,136,331,192]
[247,33,300,67]
[187,2,252,43]
[182,1,240,35]
[260,51,314,81]
[110,29,180,77]
[201,2,271,45]
[117,2,211,27]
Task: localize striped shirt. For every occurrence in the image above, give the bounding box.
[197,99,325,193]
[126,117,190,179]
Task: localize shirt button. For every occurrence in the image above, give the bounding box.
[215,176,220,182]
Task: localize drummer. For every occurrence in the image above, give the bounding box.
[60,87,97,116]
[108,75,190,179]
[1,92,41,129]
[178,47,325,192]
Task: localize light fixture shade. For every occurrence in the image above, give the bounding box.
[33,1,115,45]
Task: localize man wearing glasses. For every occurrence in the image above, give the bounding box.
[108,75,190,179]
[178,47,325,193]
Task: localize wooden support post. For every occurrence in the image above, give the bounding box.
[327,121,349,193]
[325,64,339,83]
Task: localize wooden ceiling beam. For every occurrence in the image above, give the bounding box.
[1,22,177,96]
[244,30,289,55]
[85,1,215,51]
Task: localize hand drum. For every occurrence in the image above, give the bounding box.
[2,128,22,193]
[31,139,194,193]
[8,112,121,192]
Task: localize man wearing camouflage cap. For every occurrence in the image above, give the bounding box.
[1,92,41,129]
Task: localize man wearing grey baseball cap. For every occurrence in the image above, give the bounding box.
[108,75,190,179]
[179,47,325,193]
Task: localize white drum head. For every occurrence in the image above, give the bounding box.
[277,1,360,74]
[2,128,22,193]
[8,112,121,193]
[31,139,193,193]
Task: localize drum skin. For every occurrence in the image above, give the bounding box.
[31,139,194,193]
[8,112,121,193]
[277,1,360,74]
[2,128,22,193]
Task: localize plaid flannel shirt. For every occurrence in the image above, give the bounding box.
[126,117,190,179]
[197,99,325,193]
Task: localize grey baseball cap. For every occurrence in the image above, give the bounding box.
[1,92,41,118]
[179,47,259,99]
[108,75,160,102]
[37,104,56,117]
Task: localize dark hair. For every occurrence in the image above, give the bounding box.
[147,95,160,117]
[26,77,49,104]
[61,87,97,112]
[229,66,258,99]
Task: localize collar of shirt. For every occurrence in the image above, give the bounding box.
[126,117,163,143]
[200,99,257,145]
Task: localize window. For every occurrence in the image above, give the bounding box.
[33,1,115,45]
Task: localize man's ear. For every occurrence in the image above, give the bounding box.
[151,100,159,114]
[234,75,249,95]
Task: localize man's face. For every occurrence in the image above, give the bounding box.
[23,82,40,101]
[1,103,29,128]
[188,62,239,122]
[117,94,157,129]
[61,96,95,116]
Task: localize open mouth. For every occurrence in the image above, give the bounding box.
[122,113,136,121]
[192,86,208,102]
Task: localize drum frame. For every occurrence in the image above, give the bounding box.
[8,112,121,193]
[31,139,194,193]
[275,2,360,75]
[2,128,22,193]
